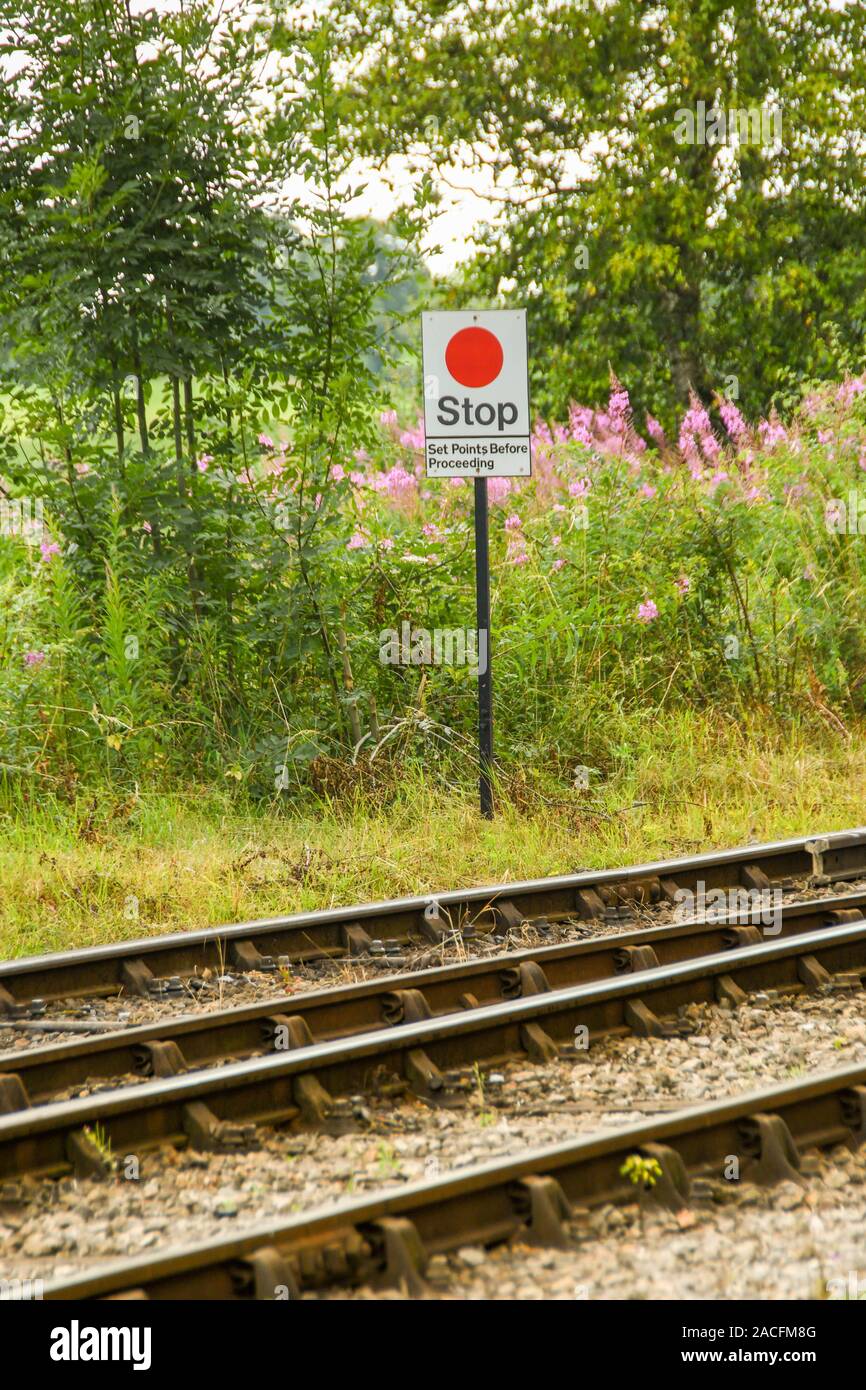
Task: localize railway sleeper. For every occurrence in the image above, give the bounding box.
[0,1072,29,1113]
[132,1040,187,1079]
[715,974,748,1007]
[625,998,673,1039]
[341,923,372,957]
[722,925,763,948]
[574,887,606,919]
[840,1086,866,1142]
[66,1127,114,1180]
[182,1100,257,1153]
[509,1174,573,1248]
[797,954,833,990]
[231,941,277,974]
[229,1245,300,1301]
[492,899,525,934]
[614,944,661,974]
[740,864,772,892]
[381,989,433,1026]
[120,959,157,998]
[263,1013,316,1051]
[294,1073,335,1125]
[520,1021,559,1063]
[0,983,19,1017]
[738,1112,804,1186]
[499,960,551,999]
[360,1216,430,1298]
[420,900,451,944]
[640,1142,692,1212]
[405,1047,444,1096]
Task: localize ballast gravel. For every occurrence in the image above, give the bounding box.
[3,984,866,1296]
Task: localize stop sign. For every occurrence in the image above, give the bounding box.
[421,310,531,478]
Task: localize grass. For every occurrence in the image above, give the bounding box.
[1,710,866,962]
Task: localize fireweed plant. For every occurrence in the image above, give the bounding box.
[3,371,866,803]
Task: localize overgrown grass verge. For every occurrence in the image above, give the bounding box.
[1,711,864,961]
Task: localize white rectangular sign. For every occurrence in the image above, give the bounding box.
[421,309,531,478]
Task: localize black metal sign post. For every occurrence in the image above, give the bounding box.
[421,309,530,824]
[474,476,494,818]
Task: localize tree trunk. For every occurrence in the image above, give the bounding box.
[659,282,708,405]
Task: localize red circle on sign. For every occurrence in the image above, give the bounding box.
[445,326,504,388]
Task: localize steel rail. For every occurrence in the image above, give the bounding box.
[2,918,866,1181]
[2,889,864,1111]
[39,1059,866,1300]
[1,827,864,1010]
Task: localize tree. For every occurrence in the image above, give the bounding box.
[333,0,866,422]
[0,0,272,461]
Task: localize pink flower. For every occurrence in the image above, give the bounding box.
[507,533,529,565]
[422,523,440,540]
[551,557,566,572]
[399,422,425,451]
[347,531,368,551]
[639,483,657,500]
[637,599,659,624]
[330,464,346,482]
[257,433,274,449]
[39,540,60,562]
[758,417,787,449]
[74,461,90,477]
[645,416,666,446]
[142,520,152,534]
[567,403,594,446]
[379,410,398,429]
[551,535,561,547]
[675,574,691,595]
[487,477,512,504]
[505,513,522,532]
[568,478,591,499]
[197,454,213,473]
[24,649,45,667]
[608,384,630,432]
[719,399,747,441]
[379,537,394,551]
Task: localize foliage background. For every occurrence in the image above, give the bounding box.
[1,0,865,823]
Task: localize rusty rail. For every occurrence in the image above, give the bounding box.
[39,1058,866,1299]
[2,918,866,1181]
[1,827,864,1011]
[1,889,864,1111]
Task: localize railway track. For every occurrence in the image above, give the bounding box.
[1,888,864,1110]
[2,916,866,1181]
[2,827,864,1011]
[37,1059,866,1300]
